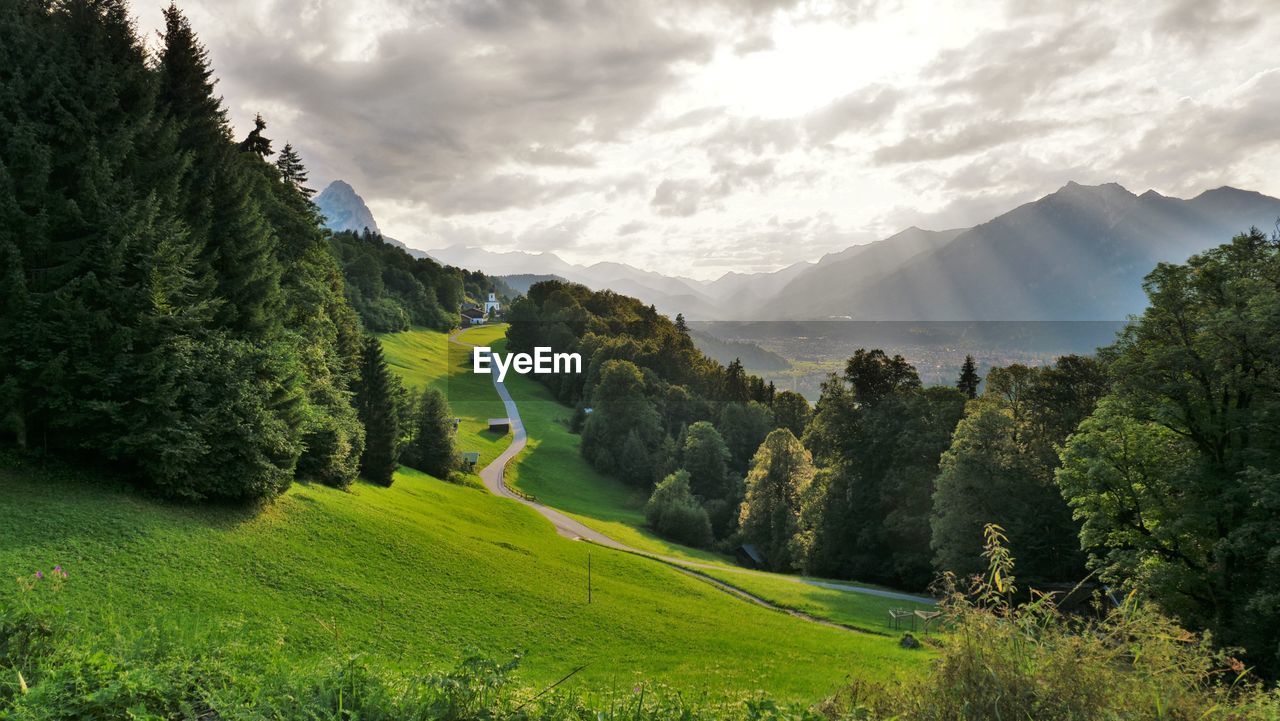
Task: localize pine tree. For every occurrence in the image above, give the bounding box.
[353,336,401,486]
[957,354,981,399]
[724,358,749,403]
[158,7,283,338]
[238,113,273,158]
[674,313,689,335]
[405,388,457,478]
[274,142,314,197]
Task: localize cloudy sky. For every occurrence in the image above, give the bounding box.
[141,0,1278,279]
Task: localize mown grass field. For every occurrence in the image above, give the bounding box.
[0,324,931,702]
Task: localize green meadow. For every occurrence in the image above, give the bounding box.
[0,325,931,703]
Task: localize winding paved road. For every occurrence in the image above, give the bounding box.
[450,328,934,631]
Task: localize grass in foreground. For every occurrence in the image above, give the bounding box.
[0,456,927,701]
[6,524,1272,720]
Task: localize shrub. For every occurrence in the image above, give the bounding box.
[644,471,713,547]
[296,394,365,489]
[827,525,1280,720]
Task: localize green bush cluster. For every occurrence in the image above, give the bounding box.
[644,471,714,547]
[828,526,1280,720]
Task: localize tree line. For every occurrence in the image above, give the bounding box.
[509,232,1280,676]
[329,228,509,333]
[507,284,803,542]
[0,2,462,498]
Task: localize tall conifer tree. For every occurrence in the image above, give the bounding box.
[353,336,401,486]
[405,388,457,478]
[957,354,981,399]
[274,143,314,197]
[159,7,282,338]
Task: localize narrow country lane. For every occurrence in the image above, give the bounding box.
[449,328,934,634]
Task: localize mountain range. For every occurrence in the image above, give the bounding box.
[314,180,1280,321]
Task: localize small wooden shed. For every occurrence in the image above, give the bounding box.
[460,451,480,471]
[488,418,511,434]
[734,543,767,569]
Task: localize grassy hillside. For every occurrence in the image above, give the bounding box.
[0,325,930,703]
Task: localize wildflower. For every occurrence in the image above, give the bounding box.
[34,570,43,580]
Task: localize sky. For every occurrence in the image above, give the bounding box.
[137,0,1280,280]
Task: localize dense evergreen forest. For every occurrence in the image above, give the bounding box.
[0,1,466,499]
[510,231,1280,676]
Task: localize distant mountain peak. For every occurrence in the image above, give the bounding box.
[315,180,380,235]
[1058,180,1133,197]
[1195,185,1264,201]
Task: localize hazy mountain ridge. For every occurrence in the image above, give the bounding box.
[820,183,1280,320]
[426,245,724,319]
[758,226,966,319]
[319,179,1280,322]
[500,273,567,295]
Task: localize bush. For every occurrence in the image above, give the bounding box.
[115,335,304,501]
[827,525,1280,720]
[296,390,365,489]
[644,471,713,547]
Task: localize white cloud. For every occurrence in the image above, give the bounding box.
[138,0,1280,279]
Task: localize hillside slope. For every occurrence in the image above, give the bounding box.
[0,326,925,702]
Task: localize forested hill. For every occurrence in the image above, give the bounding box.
[0,2,488,501]
[329,228,512,333]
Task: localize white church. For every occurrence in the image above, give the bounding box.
[461,291,501,326]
